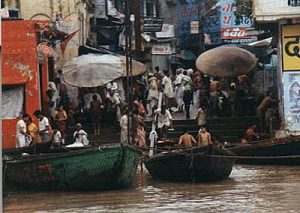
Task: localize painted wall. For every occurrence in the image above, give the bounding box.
[2,20,41,148]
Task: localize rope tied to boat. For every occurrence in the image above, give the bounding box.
[98,146,103,152]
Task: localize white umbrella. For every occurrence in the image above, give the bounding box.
[62,54,145,87]
[195,46,257,78]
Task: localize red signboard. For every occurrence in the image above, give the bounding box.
[221,27,251,39]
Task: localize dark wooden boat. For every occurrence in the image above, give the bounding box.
[228,135,300,165]
[144,145,235,182]
[3,143,142,191]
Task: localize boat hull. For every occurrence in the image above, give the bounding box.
[4,144,142,190]
[229,136,300,165]
[144,146,235,182]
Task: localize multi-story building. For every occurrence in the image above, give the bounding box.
[253,0,300,133]
[2,0,91,70]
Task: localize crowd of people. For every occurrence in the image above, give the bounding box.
[15,66,279,149]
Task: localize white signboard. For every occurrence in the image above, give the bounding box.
[155,24,175,38]
[152,43,172,55]
[190,21,199,34]
[283,72,300,131]
[254,0,300,21]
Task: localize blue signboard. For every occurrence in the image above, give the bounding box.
[176,0,201,48]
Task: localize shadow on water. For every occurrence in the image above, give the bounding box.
[4,165,300,212]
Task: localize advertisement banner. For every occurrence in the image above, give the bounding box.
[152,43,172,55]
[221,27,250,39]
[281,24,300,72]
[283,72,300,131]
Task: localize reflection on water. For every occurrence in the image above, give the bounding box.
[4,165,300,213]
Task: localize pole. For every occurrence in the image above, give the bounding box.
[198,2,205,54]
[124,0,132,144]
[134,0,142,59]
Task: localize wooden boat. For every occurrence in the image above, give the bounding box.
[144,145,235,182]
[3,143,142,191]
[228,135,300,165]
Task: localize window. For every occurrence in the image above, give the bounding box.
[288,0,300,6]
[2,85,24,119]
[144,0,157,17]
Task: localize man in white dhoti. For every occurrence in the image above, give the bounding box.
[174,68,184,112]
[147,73,159,116]
[161,70,174,109]
[15,113,30,148]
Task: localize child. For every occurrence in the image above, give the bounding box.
[52,129,63,147]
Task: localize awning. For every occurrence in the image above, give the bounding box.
[248,37,272,47]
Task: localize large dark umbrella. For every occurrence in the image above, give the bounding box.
[195,46,257,77]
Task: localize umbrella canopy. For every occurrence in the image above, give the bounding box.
[195,46,257,78]
[62,54,145,87]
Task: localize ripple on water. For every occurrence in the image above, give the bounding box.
[4,165,300,212]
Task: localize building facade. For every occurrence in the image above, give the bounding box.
[254,0,300,133]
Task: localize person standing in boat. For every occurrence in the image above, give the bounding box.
[90,94,102,135]
[120,110,130,143]
[197,127,212,147]
[33,110,52,144]
[154,105,173,139]
[54,104,68,143]
[178,129,197,148]
[15,113,30,148]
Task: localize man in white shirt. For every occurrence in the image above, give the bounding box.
[15,113,30,148]
[155,105,173,138]
[182,70,193,119]
[106,81,118,98]
[34,110,51,143]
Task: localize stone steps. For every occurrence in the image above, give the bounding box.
[145,116,262,144]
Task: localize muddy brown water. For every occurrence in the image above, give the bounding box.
[4,165,300,212]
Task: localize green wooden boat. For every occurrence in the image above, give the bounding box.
[3,143,142,191]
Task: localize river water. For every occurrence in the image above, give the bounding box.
[4,165,300,213]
